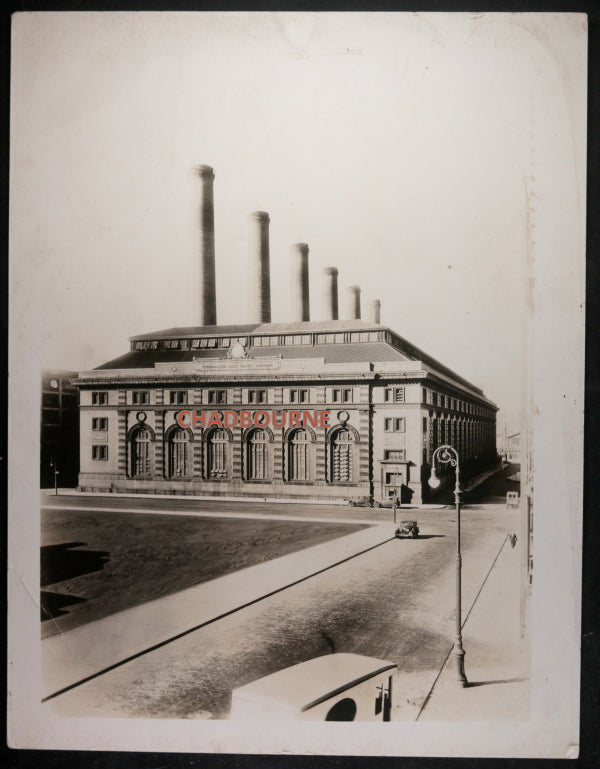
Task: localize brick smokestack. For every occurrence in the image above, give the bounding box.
[347,285,361,320]
[248,211,271,323]
[322,267,339,321]
[369,299,381,324]
[195,165,217,326]
[292,243,310,322]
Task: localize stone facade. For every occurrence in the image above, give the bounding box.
[75,321,498,504]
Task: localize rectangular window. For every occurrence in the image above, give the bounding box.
[191,339,200,348]
[384,417,406,432]
[385,471,404,485]
[290,389,309,404]
[169,391,188,405]
[254,336,279,347]
[208,390,226,405]
[92,417,108,431]
[92,445,108,460]
[248,390,267,404]
[132,391,149,405]
[284,334,311,345]
[332,388,352,403]
[384,449,406,461]
[432,393,438,406]
[385,387,405,403]
[92,391,108,405]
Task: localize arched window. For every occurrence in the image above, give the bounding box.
[168,428,189,478]
[207,429,228,478]
[131,427,151,477]
[330,428,354,483]
[288,428,310,481]
[247,428,268,480]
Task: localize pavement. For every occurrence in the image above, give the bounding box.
[416,528,529,721]
[42,518,398,700]
[43,462,508,512]
[42,462,528,721]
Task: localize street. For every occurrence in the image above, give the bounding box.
[44,465,522,720]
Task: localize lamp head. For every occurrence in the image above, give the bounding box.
[428,468,440,489]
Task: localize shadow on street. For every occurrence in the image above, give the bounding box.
[41,542,111,586]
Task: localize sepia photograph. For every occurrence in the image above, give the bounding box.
[7,11,585,757]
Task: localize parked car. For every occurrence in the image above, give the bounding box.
[395,520,419,539]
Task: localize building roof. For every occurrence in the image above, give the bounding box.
[89,319,495,405]
[95,341,410,370]
[129,319,380,340]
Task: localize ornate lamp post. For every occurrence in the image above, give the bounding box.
[429,444,468,687]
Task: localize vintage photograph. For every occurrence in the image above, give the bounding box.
[8,11,585,757]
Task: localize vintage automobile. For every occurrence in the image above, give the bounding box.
[395,520,419,539]
[347,497,381,508]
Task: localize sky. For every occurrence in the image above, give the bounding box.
[10,12,587,435]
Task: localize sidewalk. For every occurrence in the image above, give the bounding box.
[42,520,396,700]
[417,532,529,721]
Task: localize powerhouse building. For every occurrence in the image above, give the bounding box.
[74,165,497,504]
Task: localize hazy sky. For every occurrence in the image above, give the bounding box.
[10,12,587,434]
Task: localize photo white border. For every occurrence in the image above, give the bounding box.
[7,10,586,757]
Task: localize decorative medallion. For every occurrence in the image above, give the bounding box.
[136,411,147,422]
[229,342,247,359]
[337,410,350,424]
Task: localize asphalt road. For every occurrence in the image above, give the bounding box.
[47,478,520,720]
[42,491,396,523]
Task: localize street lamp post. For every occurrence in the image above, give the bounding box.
[49,459,59,496]
[428,444,468,687]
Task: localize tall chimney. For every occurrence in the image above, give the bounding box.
[292,243,310,322]
[369,299,381,324]
[322,267,339,321]
[347,285,361,320]
[248,211,271,323]
[195,165,217,326]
